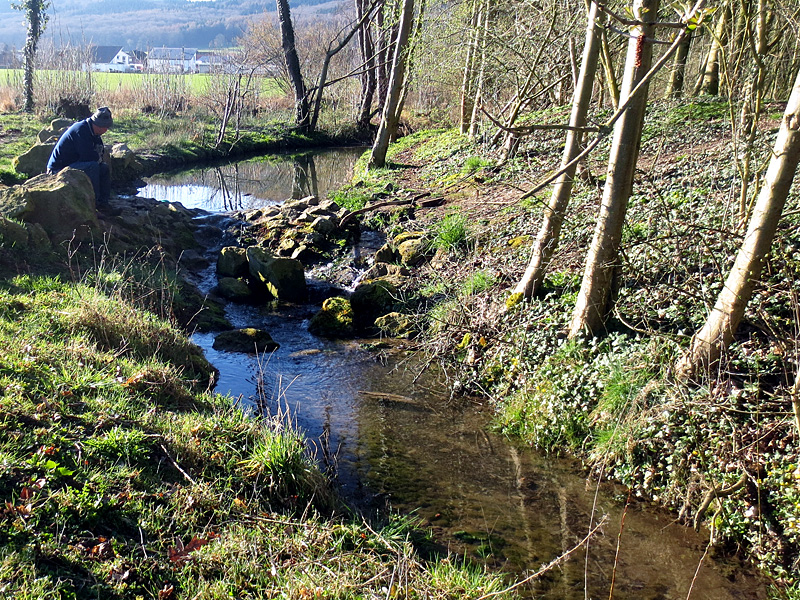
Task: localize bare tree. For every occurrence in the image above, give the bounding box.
[369,0,416,169]
[13,0,49,113]
[276,0,311,131]
[514,0,603,299]
[676,65,800,379]
[567,0,661,338]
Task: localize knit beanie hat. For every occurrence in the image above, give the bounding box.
[90,106,113,128]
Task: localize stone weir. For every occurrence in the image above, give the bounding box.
[4,120,433,348]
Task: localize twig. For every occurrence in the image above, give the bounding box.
[159,443,196,485]
[608,491,631,600]
[686,540,711,599]
[475,516,608,600]
[693,472,748,531]
[338,192,432,227]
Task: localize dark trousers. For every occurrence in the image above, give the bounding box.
[69,161,111,205]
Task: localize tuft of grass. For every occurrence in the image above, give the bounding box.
[431,210,471,252]
[462,270,496,296]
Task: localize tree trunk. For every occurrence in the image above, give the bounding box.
[514,0,602,299]
[368,0,415,169]
[375,2,391,110]
[459,0,480,134]
[698,4,729,96]
[735,0,769,222]
[664,29,693,99]
[356,0,378,131]
[599,21,620,110]
[676,65,800,379]
[276,0,310,131]
[20,0,47,113]
[568,0,660,338]
[468,0,492,141]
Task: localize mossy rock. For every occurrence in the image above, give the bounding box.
[217,246,249,278]
[393,231,425,245]
[308,296,354,338]
[212,328,279,353]
[217,277,253,301]
[397,238,428,267]
[374,312,415,338]
[247,246,307,302]
[350,280,397,322]
[374,243,397,264]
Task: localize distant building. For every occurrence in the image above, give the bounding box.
[195,50,224,74]
[88,45,134,72]
[147,48,198,73]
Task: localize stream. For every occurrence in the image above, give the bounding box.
[137,148,767,600]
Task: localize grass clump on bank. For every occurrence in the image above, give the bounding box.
[0,270,516,599]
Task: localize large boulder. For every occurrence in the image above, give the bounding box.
[217,277,253,301]
[308,296,355,338]
[14,119,72,176]
[12,143,55,177]
[37,118,73,144]
[217,246,249,278]
[0,169,100,242]
[212,328,279,353]
[106,143,144,183]
[350,280,397,322]
[247,246,307,302]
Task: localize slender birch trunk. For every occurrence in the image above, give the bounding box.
[459,0,480,134]
[676,66,800,379]
[514,0,603,299]
[568,0,660,338]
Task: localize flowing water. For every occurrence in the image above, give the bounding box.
[139,148,768,600]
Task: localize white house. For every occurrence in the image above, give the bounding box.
[147,48,198,73]
[89,45,134,72]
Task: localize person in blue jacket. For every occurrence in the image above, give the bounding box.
[47,107,113,207]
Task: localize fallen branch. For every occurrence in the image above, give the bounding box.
[338,192,435,227]
[160,443,197,486]
[693,472,748,531]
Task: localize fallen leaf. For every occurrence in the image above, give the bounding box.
[90,540,114,560]
[168,534,215,565]
[158,584,174,599]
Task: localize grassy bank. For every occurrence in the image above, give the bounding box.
[0,261,515,599]
[332,103,800,596]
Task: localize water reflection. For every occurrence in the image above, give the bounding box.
[137,147,366,212]
[190,301,766,600]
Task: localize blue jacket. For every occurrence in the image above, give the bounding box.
[47,119,105,173]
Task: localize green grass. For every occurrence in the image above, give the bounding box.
[1,69,282,98]
[0,266,519,599]
[431,210,471,252]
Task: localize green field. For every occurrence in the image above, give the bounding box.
[0,69,282,97]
